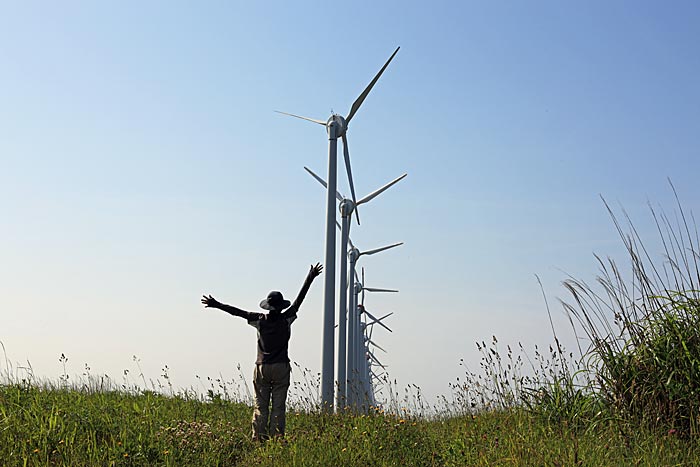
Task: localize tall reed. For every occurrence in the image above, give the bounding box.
[562,182,700,435]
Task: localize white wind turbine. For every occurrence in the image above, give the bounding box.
[277,47,400,409]
[303,166,406,408]
[349,266,398,409]
[362,309,393,403]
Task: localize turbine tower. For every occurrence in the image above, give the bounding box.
[303,166,406,408]
[277,47,400,410]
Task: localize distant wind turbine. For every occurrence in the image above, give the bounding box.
[349,267,398,408]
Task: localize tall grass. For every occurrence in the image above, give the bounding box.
[561,183,700,435]
[442,183,700,439]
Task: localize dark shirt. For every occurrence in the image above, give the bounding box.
[218,271,316,364]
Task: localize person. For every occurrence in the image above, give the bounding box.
[201,263,323,441]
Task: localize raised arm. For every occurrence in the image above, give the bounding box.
[201,295,260,321]
[287,263,323,314]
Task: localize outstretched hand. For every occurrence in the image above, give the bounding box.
[309,262,323,279]
[201,294,221,309]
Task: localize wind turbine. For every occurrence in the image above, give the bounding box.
[362,308,393,402]
[277,47,400,409]
[349,266,398,409]
[361,317,385,398]
[347,246,400,408]
[303,166,406,408]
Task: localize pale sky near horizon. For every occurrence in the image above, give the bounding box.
[2,1,700,406]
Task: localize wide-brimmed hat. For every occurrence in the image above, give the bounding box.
[259,291,291,311]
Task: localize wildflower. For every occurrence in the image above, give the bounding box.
[342,448,347,452]
[33,449,39,453]
[124,453,129,458]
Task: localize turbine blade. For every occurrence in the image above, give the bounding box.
[376,312,394,322]
[368,338,386,353]
[346,47,400,124]
[303,166,327,189]
[341,135,360,225]
[361,242,403,257]
[357,173,407,205]
[368,352,387,369]
[347,235,355,250]
[275,110,326,125]
[365,310,393,333]
[366,311,393,325]
[363,308,378,321]
[304,166,343,201]
[364,287,399,293]
[361,268,365,305]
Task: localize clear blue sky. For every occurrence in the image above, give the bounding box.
[2,1,699,404]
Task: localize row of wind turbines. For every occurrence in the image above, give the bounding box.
[277,47,403,411]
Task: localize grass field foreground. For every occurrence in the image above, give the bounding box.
[1,381,699,466]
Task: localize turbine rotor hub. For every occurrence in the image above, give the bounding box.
[339,198,355,216]
[326,114,347,137]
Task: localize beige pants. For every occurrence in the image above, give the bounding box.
[252,362,291,440]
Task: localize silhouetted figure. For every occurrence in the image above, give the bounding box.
[201,263,323,440]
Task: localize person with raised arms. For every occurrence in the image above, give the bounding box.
[201,263,323,441]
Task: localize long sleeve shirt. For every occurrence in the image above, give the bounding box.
[218,270,317,364]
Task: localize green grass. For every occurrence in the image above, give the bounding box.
[1,382,699,466]
[560,189,700,436]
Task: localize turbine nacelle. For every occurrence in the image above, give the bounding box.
[326,114,347,137]
[348,247,361,262]
[339,198,355,217]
